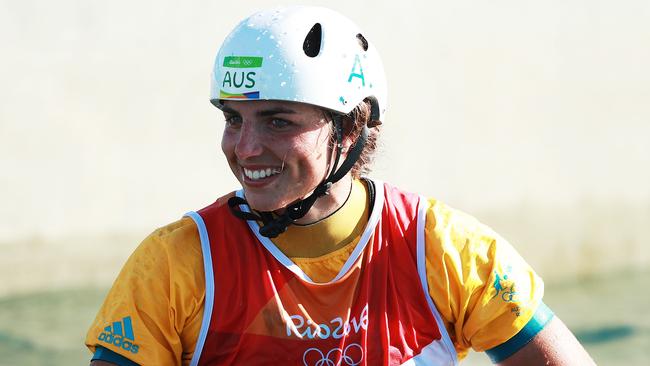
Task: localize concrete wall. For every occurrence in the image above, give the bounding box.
[1,0,649,295]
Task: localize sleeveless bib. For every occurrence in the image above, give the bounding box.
[185,181,457,365]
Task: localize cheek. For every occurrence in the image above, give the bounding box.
[292,134,331,171]
[220,134,242,178]
[221,132,236,158]
[305,126,331,154]
[311,129,333,162]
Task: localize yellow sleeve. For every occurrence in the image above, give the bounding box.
[424,199,544,359]
[85,217,205,366]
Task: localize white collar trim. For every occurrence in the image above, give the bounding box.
[235,181,385,285]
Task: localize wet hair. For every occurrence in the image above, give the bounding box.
[328,100,381,179]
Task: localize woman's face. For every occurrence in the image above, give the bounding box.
[220,100,333,212]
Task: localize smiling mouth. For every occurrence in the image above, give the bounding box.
[242,167,281,181]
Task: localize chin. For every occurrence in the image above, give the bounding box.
[242,193,286,213]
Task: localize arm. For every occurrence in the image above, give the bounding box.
[84,218,205,366]
[423,200,593,364]
[498,316,595,366]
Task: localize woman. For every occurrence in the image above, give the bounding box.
[87,6,595,365]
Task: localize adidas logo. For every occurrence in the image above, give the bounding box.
[98,316,140,354]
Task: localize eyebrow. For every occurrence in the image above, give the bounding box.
[221,105,297,117]
[258,107,296,117]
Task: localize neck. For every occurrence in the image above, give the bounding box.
[289,175,353,225]
[271,178,369,258]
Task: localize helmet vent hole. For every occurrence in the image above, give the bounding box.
[303,23,322,57]
[356,33,368,51]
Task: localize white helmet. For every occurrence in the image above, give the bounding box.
[215,6,387,238]
[210,5,388,122]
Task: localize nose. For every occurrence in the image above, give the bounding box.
[234,120,264,160]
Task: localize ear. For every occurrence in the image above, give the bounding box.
[340,128,355,156]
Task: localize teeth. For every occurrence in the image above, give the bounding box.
[243,167,280,180]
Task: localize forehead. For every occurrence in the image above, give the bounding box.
[221,100,324,116]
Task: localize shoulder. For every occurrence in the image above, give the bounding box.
[379,181,420,202]
[424,198,504,258]
[420,197,545,355]
[105,216,206,299]
[374,182,501,254]
[85,217,205,363]
[134,217,202,266]
[150,216,201,247]
[422,198,531,293]
[142,191,237,259]
[426,198,493,235]
[125,189,235,280]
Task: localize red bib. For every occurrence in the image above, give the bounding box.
[186,182,457,366]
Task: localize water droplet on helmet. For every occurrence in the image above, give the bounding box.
[269,54,274,59]
[270,35,275,39]
[256,36,261,41]
[280,82,287,87]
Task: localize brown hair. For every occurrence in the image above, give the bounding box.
[336,100,381,178]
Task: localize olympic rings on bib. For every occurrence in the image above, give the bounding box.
[302,343,364,366]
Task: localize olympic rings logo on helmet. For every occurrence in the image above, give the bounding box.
[302,343,364,366]
[210,6,388,121]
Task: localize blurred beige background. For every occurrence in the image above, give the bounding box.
[1,1,649,365]
[1,0,649,298]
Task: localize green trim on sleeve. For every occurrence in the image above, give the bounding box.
[485,302,555,363]
[92,346,140,366]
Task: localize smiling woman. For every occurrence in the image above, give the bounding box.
[220,100,339,216]
[85,5,594,366]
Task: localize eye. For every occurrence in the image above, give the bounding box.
[224,115,242,128]
[270,118,292,129]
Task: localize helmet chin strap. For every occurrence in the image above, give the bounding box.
[228,114,369,238]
